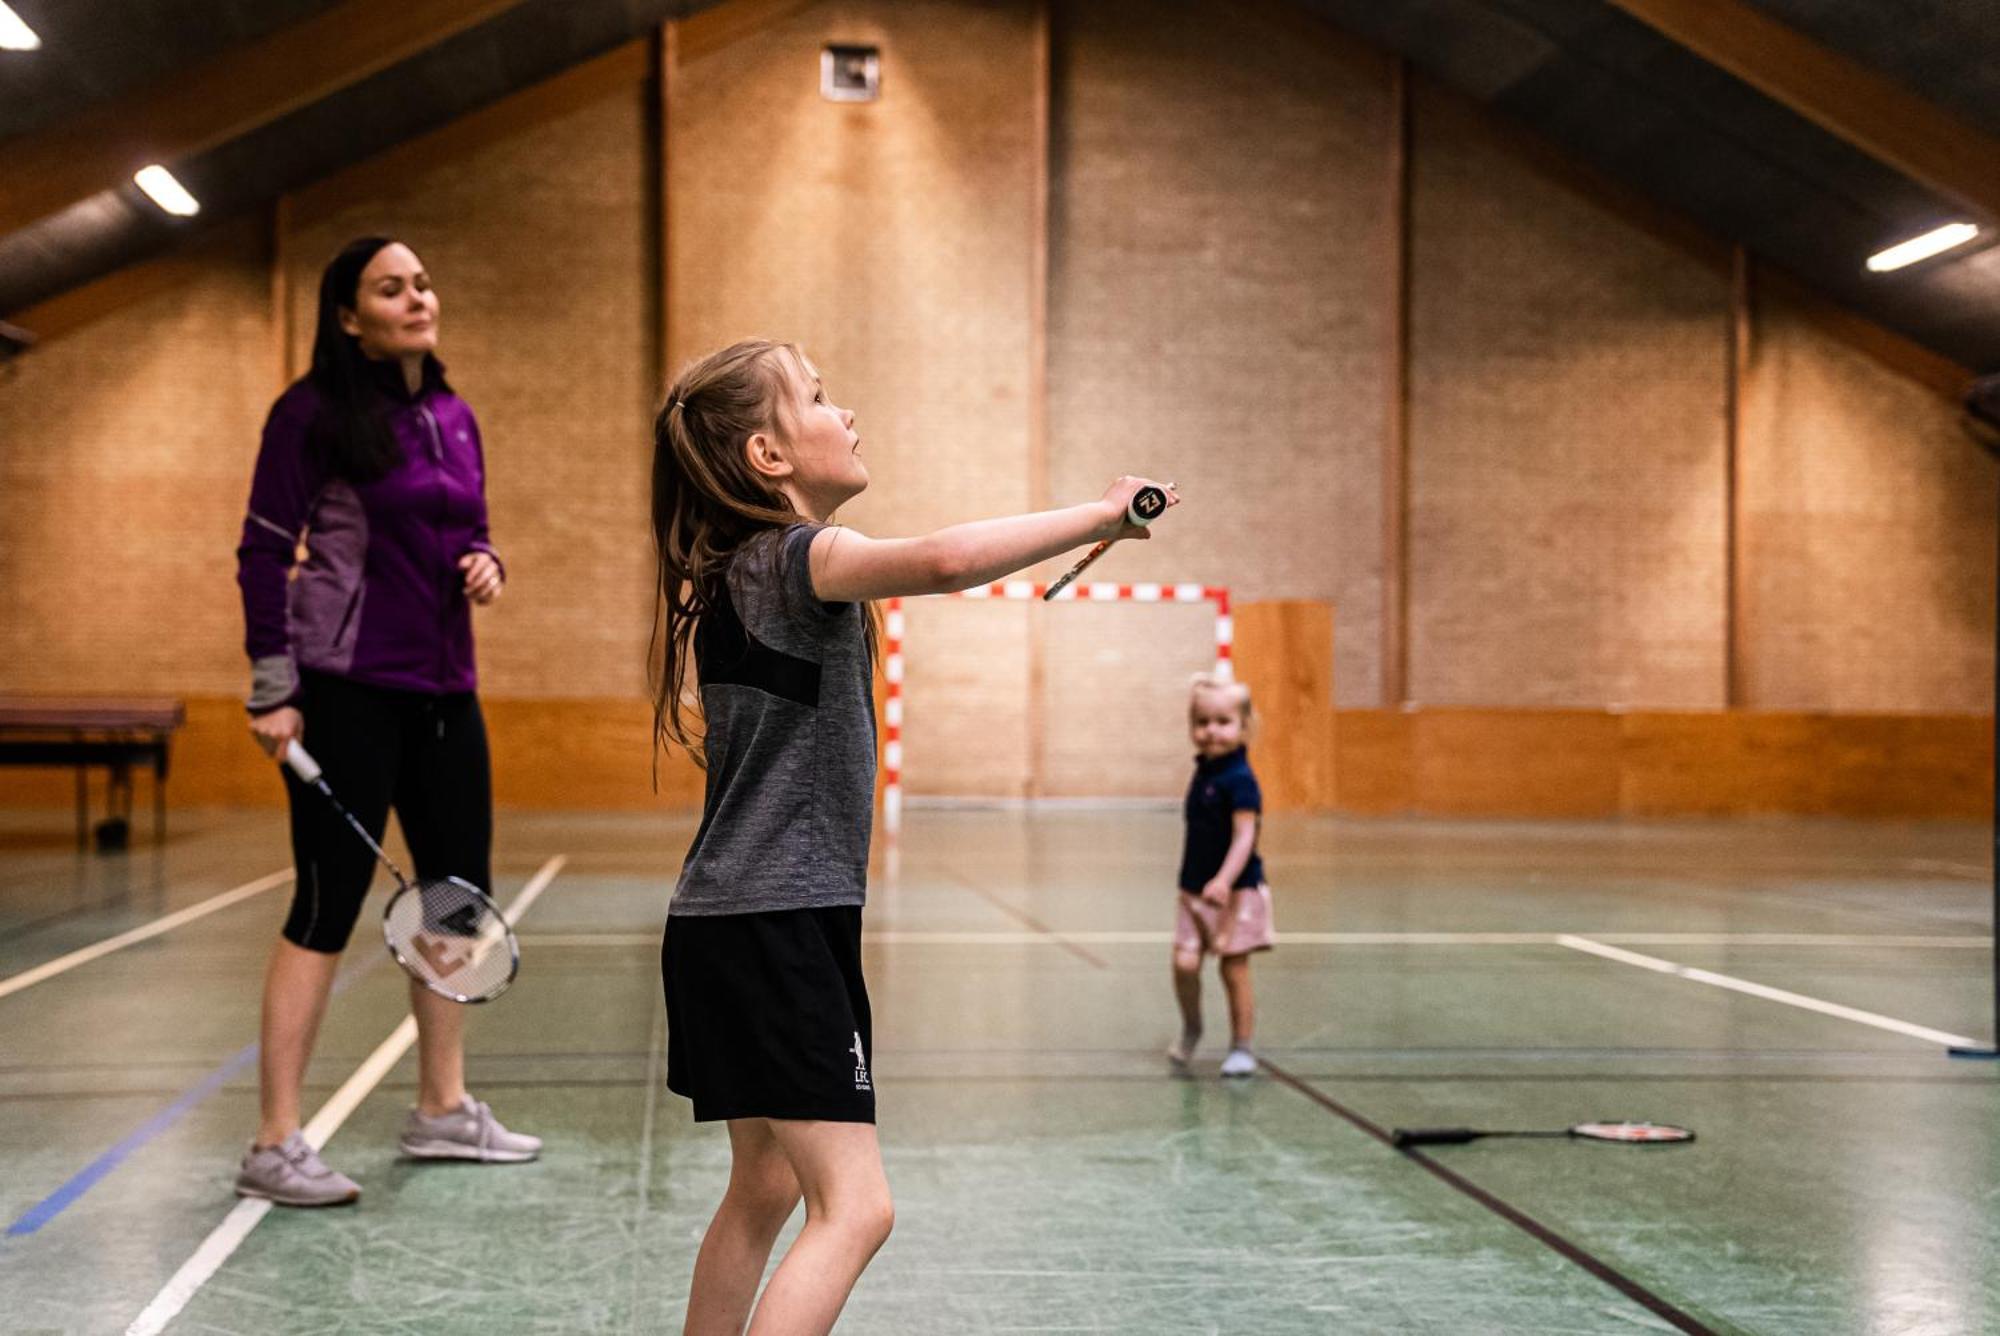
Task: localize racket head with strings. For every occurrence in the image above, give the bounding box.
[382,875,518,1003]
[1569,1121,1694,1144]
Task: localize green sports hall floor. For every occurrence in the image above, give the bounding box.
[1,805,1996,1334]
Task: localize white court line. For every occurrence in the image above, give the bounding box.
[126,855,566,1336]
[1556,934,1983,1049]
[518,929,1991,949]
[0,869,292,1002]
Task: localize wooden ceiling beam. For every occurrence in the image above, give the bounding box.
[1604,0,2000,225]
[673,0,825,66]
[0,0,531,238]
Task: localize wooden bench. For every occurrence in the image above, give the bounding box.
[0,698,186,850]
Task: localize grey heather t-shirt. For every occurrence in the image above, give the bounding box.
[670,523,877,916]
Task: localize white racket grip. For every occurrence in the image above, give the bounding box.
[1127,484,1170,528]
[282,740,323,783]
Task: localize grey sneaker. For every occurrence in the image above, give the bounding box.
[400,1097,542,1163]
[234,1132,361,1207]
[1166,1027,1201,1069]
[1220,1048,1258,1079]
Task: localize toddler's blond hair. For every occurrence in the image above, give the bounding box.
[1188,672,1253,732]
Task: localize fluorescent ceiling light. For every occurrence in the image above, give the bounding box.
[1867,221,1979,273]
[0,3,40,50]
[134,165,200,217]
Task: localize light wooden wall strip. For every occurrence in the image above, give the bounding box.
[1381,58,1412,707]
[1724,245,1749,707]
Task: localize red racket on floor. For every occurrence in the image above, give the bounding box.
[1392,1121,1695,1148]
[282,741,519,1003]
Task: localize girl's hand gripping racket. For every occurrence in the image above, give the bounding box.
[282,741,519,1003]
[1043,481,1176,601]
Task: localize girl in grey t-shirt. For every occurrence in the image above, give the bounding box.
[651,336,1175,1335]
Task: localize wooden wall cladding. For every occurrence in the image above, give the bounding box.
[0,667,1982,821]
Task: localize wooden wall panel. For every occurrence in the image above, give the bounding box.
[1737,293,1995,712]
[1620,711,1990,819]
[0,687,1981,822]
[0,695,705,812]
[668,0,1041,790]
[284,87,658,701]
[1406,86,1730,709]
[1047,0,1395,708]
[1038,602,1223,798]
[0,222,270,701]
[897,600,1034,798]
[1332,708,1415,815]
[1233,600,1337,811]
[1410,710,1625,817]
[3,1,1994,824]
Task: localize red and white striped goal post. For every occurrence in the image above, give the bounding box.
[881,580,1233,833]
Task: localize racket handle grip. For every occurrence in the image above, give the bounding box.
[1126,485,1169,528]
[1391,1127,1479,1147]
[281,740,323,783]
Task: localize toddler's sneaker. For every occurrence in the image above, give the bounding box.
[1220,1048,1258,1079]
[400,1097,542,1163]
[1166,1027,1201,1069]
[234,1132,360,1207]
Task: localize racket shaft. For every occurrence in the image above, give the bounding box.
[283,742,408,884]
[1043,541,1110,601]
[319,782,393,864]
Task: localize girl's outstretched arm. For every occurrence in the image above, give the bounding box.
[808,476,1177,603]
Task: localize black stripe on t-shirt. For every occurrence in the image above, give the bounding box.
[697,586,821,708]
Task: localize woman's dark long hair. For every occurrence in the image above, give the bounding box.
[307,236,447,483]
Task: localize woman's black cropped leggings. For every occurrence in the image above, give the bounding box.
[280,670,493,953]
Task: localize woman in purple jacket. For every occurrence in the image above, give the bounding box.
[232,237,538,1207]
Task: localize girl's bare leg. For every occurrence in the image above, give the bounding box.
[1172,950,1203,1034]
[1219,953,1255,1049]
[685,1119,803,1336]
[745,1120,892,1336]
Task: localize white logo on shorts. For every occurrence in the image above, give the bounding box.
[851,1031,871,1091]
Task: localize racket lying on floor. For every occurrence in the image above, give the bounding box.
[1392,1121,1695,1148]
[282,741,519,1003]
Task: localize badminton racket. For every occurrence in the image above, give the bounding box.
[282,741,519,1003]
[1043,483,1173,601]
[1392,1121,1694,1148]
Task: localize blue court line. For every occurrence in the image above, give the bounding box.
[7,1042,261,1236]
[6,954,385,1238]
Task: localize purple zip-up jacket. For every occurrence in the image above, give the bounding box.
[236,362,501,712]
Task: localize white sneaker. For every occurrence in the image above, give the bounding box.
[234,1132,361,1206]
[1220,1048,1258,1079]
[399,1097,542,1163]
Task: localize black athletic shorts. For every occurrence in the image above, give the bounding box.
[662,905,875,1124]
